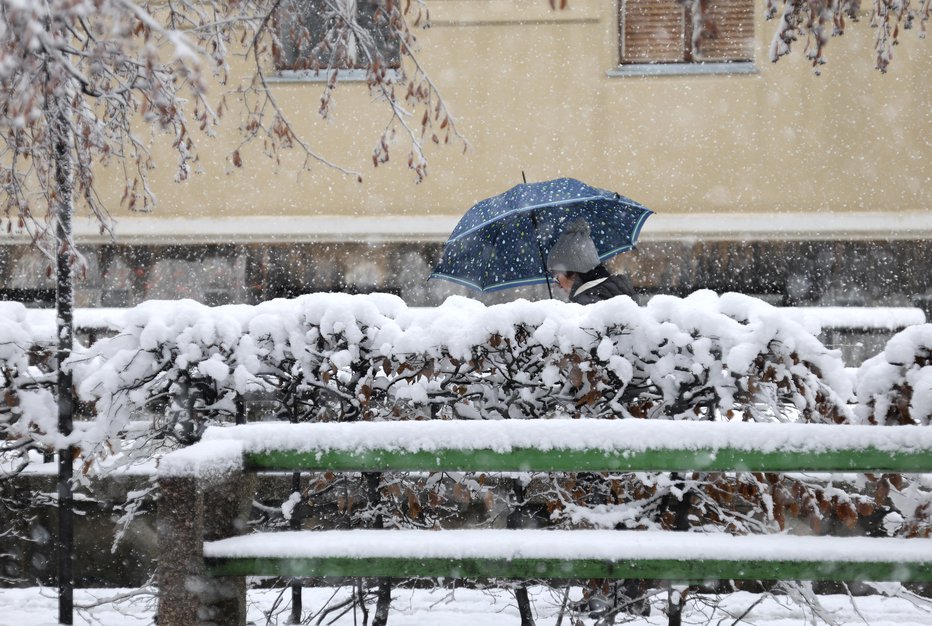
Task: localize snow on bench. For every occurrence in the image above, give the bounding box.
[204,529,932,583]
[171,419,932,473]
[156,419,932,626]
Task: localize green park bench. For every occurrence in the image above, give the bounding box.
[156,419,932,626]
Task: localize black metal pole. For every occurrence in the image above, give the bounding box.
[51,89,75,626]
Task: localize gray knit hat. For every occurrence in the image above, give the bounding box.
[546,218,601,274]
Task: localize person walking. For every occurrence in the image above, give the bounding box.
[547,217,638,305]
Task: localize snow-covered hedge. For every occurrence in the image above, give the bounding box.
[60,290,860,452]
[5,291,932,459]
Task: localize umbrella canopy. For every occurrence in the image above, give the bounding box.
[430,178,653,292]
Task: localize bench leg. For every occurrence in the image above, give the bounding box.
[158,471,253,626]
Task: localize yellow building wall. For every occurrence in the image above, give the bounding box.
[88,0,931,242]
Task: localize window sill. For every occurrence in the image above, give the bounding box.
[607,62,758,77]
[266,68,403,84]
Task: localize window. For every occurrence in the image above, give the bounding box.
[619,0,754,66]
[275,0,400,72]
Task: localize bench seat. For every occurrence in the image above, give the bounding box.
[204,529,932,582]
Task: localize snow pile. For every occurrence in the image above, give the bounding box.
[8,293,930,618]
[19,307,128,339]
[157,439,244,478]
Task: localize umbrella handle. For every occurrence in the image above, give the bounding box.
[521,173,553,299]
[529,209,554,300]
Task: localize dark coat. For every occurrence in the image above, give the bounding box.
[569,267,638,305]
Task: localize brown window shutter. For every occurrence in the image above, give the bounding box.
[693,0,755,62]
[620,0,687,64]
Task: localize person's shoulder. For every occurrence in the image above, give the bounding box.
[604,274,635,296]
[572,274,637,304]
[571,289,601,305]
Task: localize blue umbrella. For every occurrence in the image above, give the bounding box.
[430,178,653,294]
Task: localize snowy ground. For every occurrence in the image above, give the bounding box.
[3,585,932,626]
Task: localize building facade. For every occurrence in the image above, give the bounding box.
[1,1,929,311]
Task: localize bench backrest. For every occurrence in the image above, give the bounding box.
[184,419,932,473]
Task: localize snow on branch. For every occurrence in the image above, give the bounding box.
[0,302,58,459]
[857,324,932,425]
[762,0,929,72]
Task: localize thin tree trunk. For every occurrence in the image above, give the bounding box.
[508,479,535,626]
[289,399,302,625]
[662,474,691,626]
[667,586,685,626]
[372,580,391,626]
[364,472,392,626]
[514,587,535,626]
[50,88,75,626]
[289,467,302,624]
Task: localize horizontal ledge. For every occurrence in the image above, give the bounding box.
[608,62,758,77]
[4,212,928,245]
[643,211,932,242]
[781,306,926,331]
[245,447,932,473]
[15,215,462,245]
[267,68,403,84]
[431,18,600,28]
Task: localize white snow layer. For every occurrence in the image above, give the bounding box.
[200,419,932,456]
[781,306,925,333]
[204,528,932,564]
[157,439,244,478]
[5,586,932,626]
